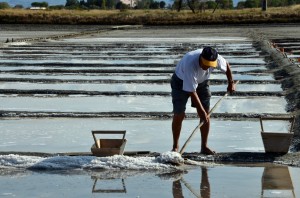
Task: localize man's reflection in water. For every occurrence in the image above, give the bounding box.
[172,180,184,198]
[200,167,210,198]
[172,167,210,198]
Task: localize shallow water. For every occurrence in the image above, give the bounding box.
[0,95,287,114]
[0,118,292,153]
[0,82,282,92]
[0,58,177,65]
[0,73,274,81]
[0,163,299,198]
[0,73,171,80]
[0,57,265,65]
[64,37,251,43]
[0,65,267,72]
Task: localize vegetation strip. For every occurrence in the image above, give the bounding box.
[0,6,300,25]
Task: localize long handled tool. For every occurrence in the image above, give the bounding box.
[179,80,239,155]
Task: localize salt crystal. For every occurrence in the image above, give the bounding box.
[156,151,184,165]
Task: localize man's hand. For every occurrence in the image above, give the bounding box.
[199,110,209,123]
[226,63,236,94]
[190,91,209,123]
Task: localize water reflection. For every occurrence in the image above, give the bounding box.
[172,180,184,198]
[0,163,298,197]
[200,167,210,198]
[172,167,210,198]
[91,176,127,193]
[172,165,295,198]
[261,165,295,198]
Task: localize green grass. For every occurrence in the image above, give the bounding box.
[0,5,299,25]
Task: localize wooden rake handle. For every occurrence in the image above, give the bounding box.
[179,80,239,155]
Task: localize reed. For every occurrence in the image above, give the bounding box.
[0,5,299,25]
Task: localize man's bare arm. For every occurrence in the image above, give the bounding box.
[226,63,236,93]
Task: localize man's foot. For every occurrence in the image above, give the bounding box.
[201,147,216,155]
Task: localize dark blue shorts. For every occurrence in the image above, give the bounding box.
[171,73,211,114]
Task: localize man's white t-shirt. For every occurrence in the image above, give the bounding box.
[175,49,227,92]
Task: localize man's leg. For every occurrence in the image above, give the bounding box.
[200,108,215,154]
[172,112,185,152]
[197,81,215,155]
[170,73,188,152]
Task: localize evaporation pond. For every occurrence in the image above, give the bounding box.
[0,95,288,114]
[0,118,292,153]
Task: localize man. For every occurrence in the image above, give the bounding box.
[171,46,235,154]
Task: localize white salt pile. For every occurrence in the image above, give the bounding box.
[156,151,185,165]
[0,154,179,170]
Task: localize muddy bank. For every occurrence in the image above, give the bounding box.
[249,29,300,151]
[0,110,289,120]
[183,152,300,167]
